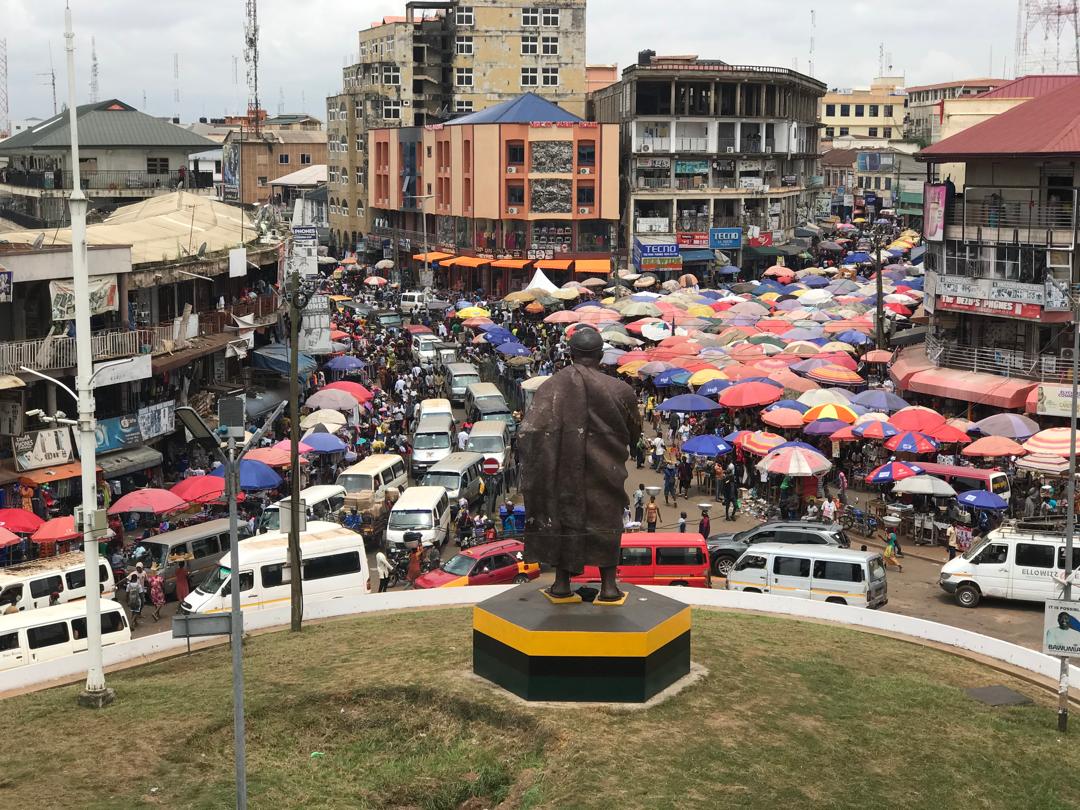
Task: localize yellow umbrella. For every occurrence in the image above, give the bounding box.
[689,368,727,386]
[456,306,491,318]
[685,304,715,317]
[820,341,856,354]
[503,290,536,304]
[802,403,858,424]
[789,288,810,298]
[618,360,647,376]
[758,292,780,302]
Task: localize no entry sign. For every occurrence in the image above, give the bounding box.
[482,458,501,475]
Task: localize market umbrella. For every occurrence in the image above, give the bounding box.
[890,406,946,433]
[374,259,394,270]
[305,388,360,411]
[496,342,532,358]
[210,459,284,491]
[300,408,348,430]
[1022,427,1080,456]
[107,489,187,516]
[657,393,721,413]
[0,508,43,533]
[681,434,733,457]
[863,349,892,363]
[962,435,1026,458]
[851,389,908,412]
[323,355,367,372]
[170,476,228,504]
[1017,454,1071,474]
[323,380,373,403]
[761,407,806,429]
[885,431,939,454]
[797,388,851,408]
[852,420,899,440]
[806,364,864,386]
[974,413,1040,440]
[865,461,923,484]
[957,490,1009,510]
[802,403,857,424]
[696,378,734,397]
[740,430,786,456]
[803,418,848,436]
[364,276,388,287]
[764,399,810,413]
[301,432,348,453]
[29,516,82,544]
[757,446,832,477]
[457,306,492,319]
[0,526,24,547]
[893,475,956,498]
[718,381,783,409]
[928,423,973,444]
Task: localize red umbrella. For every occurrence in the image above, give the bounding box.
[107,488,187,516]
[761,407,805,429]
[170,476,227,504]
[740,430,786,456]
[324,380,373,403]
[884,431,939,455]
[962,435,1026,458]
[718,381,783,409]
[830,425,859,441]
[30,516,82,544]
[890,406,946,433]
[0,508,44,534]
[928,423,973,444]
[0,526,21,548]
[864,349,893,363]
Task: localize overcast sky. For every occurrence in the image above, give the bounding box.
[3,0,1023,123]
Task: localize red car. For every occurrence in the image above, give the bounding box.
[413,539,540,589]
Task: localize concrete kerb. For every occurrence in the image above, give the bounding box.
[2,585,1078,701]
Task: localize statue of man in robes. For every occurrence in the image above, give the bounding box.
[518,326,642,603]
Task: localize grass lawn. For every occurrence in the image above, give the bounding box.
[0,607,1075,809]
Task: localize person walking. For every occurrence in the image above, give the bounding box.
[148,569,166,621]
[376,549,391,592]
[126,573,144,628]
[945,523,958,561]
[883,531,903,573]
[697,509,711,538]
[633,484,646,524]
[174,561,191,605]
[663,465,677,507]
[644,496,661,533]
[723,471,738,521]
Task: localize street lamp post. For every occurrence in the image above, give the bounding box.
[412,194,436,290]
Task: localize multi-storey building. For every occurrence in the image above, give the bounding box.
[221,126,328,206]
[326,1,588,257]
[368,92,618,295]
[894,80,1080,414]
[820,77,906,144]
[590,53,825,274]
[903,78,1006,145]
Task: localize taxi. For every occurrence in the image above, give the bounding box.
[413,539,540,588]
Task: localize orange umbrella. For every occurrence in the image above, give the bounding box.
[803,403,858,424]
[740,430,786,455]
[962,435,1025,457]
[806,364,864,386]
[761,407,805,429]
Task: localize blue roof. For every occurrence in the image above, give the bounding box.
[448,93,582,125]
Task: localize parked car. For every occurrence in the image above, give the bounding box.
[413,539,539,588]
[707,521,849,577]
[574,533,711,588]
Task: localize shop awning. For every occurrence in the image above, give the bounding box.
[413,251,454,262]
[744,244,805,258]
[536,259,573,271]
[889,346,937,389]
[246,391,284,419]
[679,249,716,263]
[98,446,164,478]
[890,325,928,347]
[447,256,490,268]
[573,259,611,275]
[491,259,532,269]
[0,375,26,390]
[19,461,100,486]
[906,368,1038,410]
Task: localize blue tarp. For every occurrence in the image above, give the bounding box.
[679,249,716,263]
[449,92,582,125]
[252,344,316,384]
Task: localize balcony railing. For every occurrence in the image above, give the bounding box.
[946,187,1078,248]
[638,137,670,153]
[925,334,1069,382]
[717,138,737,152]
[672,136,708,152]
[0,169,215,192]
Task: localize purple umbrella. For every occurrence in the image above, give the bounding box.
[782,327,826,341]
[803,419,849,436]
[973,413,1040,440]
[790,358,833,374]
[802,275,831,288]
[775,299,803,311]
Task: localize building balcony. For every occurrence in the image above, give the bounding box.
[0,329,145,375]
[739,138,777,154]
[925,334,1069,382]
[0,169,216,198]
[944,187,1078,248]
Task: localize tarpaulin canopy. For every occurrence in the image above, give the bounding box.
[252,344,316,385]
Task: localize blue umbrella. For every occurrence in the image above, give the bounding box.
[496,342,531,357]
[573,301,603,309]
[324,355,366,371]
[740,376,785,389]
[657,393,721,413]
[764,399,810,413]
[455,300,473,310]
[654,368,691,387]
[846,251,871,263]
[852,421,900,440]
[803,419,848,436]
[718,265,741,275]
[484,331,518,346]
[866,461,924,485]
[957,490,1009,510]
[802,275,831,288]
[210,459,283,491]
[681,434,733,457]
[698,290,726,299]
[837,330,872,345]
[697,379,734,397]
[303,432,347,453]
[851,390,909,412]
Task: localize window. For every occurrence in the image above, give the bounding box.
[456,67,473,87]
[973,543,1009,565]
[619,547,652,566]
[356,203,364,216]
[507,141,525,164]
[356,169,363,184]
[0,632,18,652]
[507,182,525,205]
[455,5,474,25]
[257,176,268,187]
[577,184,595,206]
[839,104,850,117]
[825,103,836,116]
[383,99,400,120]
[278,153,290,165]
[656,546,706,566]
[521,67,538,87]
[734,554,767,571]
[869,104,879,117]
[813,560,864,583]
[521,35,538,55]
[223,572,254,596]
[874,176,881,190]
[884,104,894,116]
[542,35,559,55]
[455,100,474,113]
[0,584,23,608]
[868,127,878,137]
[773,556,811,577]
[1059,547,1080,569]
[304,551,362,581]
[261,563,291,588]
[884,177,892,190]
[838,127,849,137]
[456,36,473,55]
[541,67,559,87]
[27,622,69,650]
[191,536,220,559]
[1016,543,1055,568]
[883,127,892,138]
[354,101,361,119]
[854,104,864,117]
[825,127,835,137]
[65,564,108,592]
[146,157,169,173]
[73,610,127,639]
[522,7,539,26]
[29,575,63,600]
[541,7,560,25]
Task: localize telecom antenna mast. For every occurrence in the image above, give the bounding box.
[1015,0,1080,74]
[89,37,99,103]
[0,38,9,138]
[244,0,260,133]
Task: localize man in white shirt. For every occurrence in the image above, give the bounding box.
[821,498,836,523]
[457,428,470,451]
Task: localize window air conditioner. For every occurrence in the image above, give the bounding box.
[579,207,590,214]
[507,166,517,174]
[640,144,652,152]
[725,146,735,153]
[507,206,519,214]
[764,146,773,153]
[402,99,411,107]
[579,167,591,175]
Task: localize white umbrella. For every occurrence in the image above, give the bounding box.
[893,476,956,498]
[375,259,394,270]
[300,408,348,430]
[797,388,851,407]
[799,289,834,307]
[640,322,673,342]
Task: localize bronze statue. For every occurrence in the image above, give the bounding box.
[518,326,642,603]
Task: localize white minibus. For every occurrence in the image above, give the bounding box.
[726,543,888,608]
[0,552,114,613]
[259,485,347,533]
[385,486,451,550]
[0,599,130,670]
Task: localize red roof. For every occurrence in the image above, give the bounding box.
[905,78,1006,94]
[976,74,1080,99]
[920,80,1080,160]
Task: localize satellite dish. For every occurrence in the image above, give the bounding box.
[32,233,45,250]
[197,242,207,258]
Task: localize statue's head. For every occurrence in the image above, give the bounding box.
[568,325,603,365]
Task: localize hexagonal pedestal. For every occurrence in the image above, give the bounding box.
[472,583,691,703]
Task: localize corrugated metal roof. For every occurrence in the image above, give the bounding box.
[976,74,1080,99]
[270,164,327,186]
[920,80,1080,160]
[905,77,1005,93]
[448,93,581,125]
[0,99,217,153]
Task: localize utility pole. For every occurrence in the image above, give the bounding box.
[1059,283,1079,732]
[874,242,885,349]
[65,2,112,709]
[285,267,310,631]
